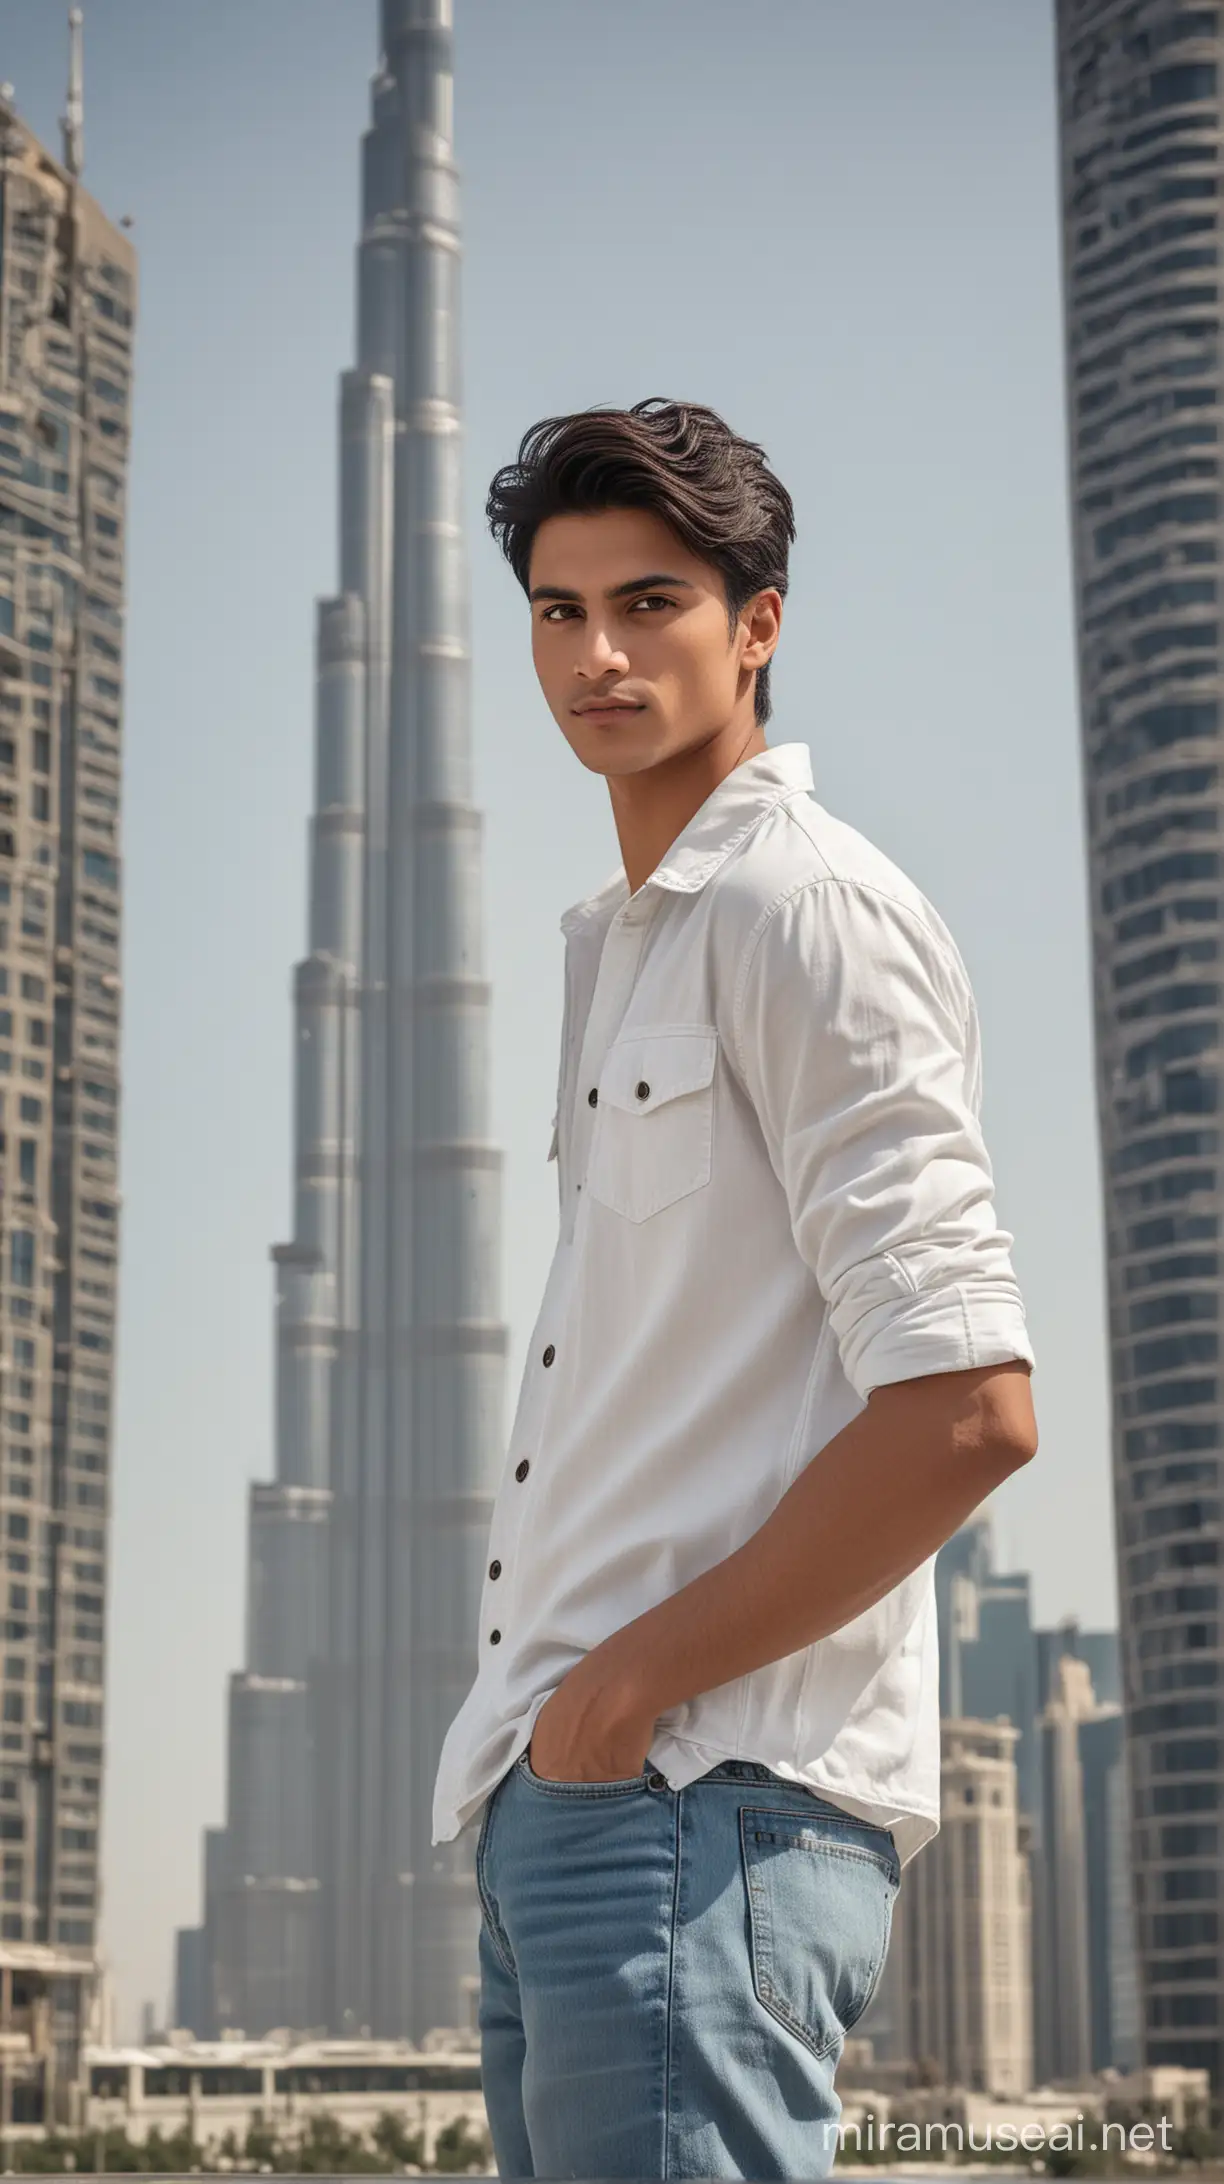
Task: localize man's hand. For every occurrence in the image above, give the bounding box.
[527,1640,658,1783]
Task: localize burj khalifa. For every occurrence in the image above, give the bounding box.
[174,0,507,2044]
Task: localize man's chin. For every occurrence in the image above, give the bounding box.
[567,721,668,778]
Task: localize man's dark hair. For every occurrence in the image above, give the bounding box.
[485,397,796,729]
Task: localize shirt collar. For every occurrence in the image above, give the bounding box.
[560,742,814,936]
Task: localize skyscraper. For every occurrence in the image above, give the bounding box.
[1081,1706,1141,2073]
[885,1719,1033,2096]
[1054,1,1224,2086]
[936,1512,1042,1816]
[0,15,132,2120]
[919,1523,1138,2081]
[1039,1654,1098,2082]
[178,0,505,2044]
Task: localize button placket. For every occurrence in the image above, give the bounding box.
[488,896,655,1654]
[567,908,653,1240]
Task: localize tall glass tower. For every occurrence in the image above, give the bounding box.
[1054,0,1224,2086]
[0,16,132,2120]
[178,0,506,2045]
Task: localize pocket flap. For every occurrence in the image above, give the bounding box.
[598,1027,717,1115]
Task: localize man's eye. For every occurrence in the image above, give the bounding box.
[539,595,673,623]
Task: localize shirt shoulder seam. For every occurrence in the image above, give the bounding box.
[730,863,971,1086]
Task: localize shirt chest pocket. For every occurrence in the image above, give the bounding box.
[587,1026,718,1224]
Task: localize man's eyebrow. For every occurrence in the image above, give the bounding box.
[527,572,697,605]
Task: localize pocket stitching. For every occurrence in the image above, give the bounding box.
[739,1806,899,2063]
[589,1034,716,1224]
[840,1886,898,2041]
[516,1750,649,1799]
[597,1026,718,1113]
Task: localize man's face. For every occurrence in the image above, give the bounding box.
[527,506,779,778]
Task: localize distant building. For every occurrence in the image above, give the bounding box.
[176,0,506,2048]
[1053,0,1224,2086]
[940,1522,1042,1818]
[1081,1707,1141,2073]
[931,1520,1137,2081]
[84,2034,487,2167]
[1035,1649,1141,2086]
[0,23,132,2126]
[1038,1655,1099,2082]
[884,1718,1032,2096]
[1038,1620,1122,1714]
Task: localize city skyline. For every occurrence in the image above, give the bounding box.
[0,0,1107,2039]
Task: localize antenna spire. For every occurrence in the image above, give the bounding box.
[61,7,83,179]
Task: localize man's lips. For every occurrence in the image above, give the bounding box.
[573,701,645,716]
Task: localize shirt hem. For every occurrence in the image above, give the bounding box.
[432,1720,940,1867]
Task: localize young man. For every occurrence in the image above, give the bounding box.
[431,396,1038,2181]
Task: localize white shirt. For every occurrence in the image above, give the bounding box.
[431,742,1035,1861]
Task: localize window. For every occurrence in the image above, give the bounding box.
[31,731,48,777]
[8,1233,33,1291]
[143,2069,191,2098]
[81,852,116,891]
[18,1144,34,1191]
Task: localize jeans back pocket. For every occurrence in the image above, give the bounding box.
[739,1804,899,2062]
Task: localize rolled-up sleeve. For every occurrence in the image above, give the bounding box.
[732,876,1035,1403]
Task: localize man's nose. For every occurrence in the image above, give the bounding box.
[576,624,628,677]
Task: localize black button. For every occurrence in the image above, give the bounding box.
[515,1458,530,1482]
[648,1772,667,1790]
[635,1080,650,1101]
[490,1629,501,1644]
[542,1343,555,1367]
[489,1559,501,1580]
[588,1086,598,1107]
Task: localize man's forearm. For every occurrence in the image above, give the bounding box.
[595,1359,1037,1726]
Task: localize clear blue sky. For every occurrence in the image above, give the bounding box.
[3,0,1103,2038]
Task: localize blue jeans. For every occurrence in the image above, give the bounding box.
[475,1751,901,2180]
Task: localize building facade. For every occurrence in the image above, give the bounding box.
[1054,0,1224,2083]
[882,1718,1033,2097]
[1081,1704,1142,2071]
[177,0,506,2044]
[84,2033,487,2167]
[909,1523,1137,2084]
[1039,1654,1101,2082]
[937,1512,1043,1816]
[0,34,132,2123]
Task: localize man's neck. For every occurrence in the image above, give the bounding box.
[607,720,769,895]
